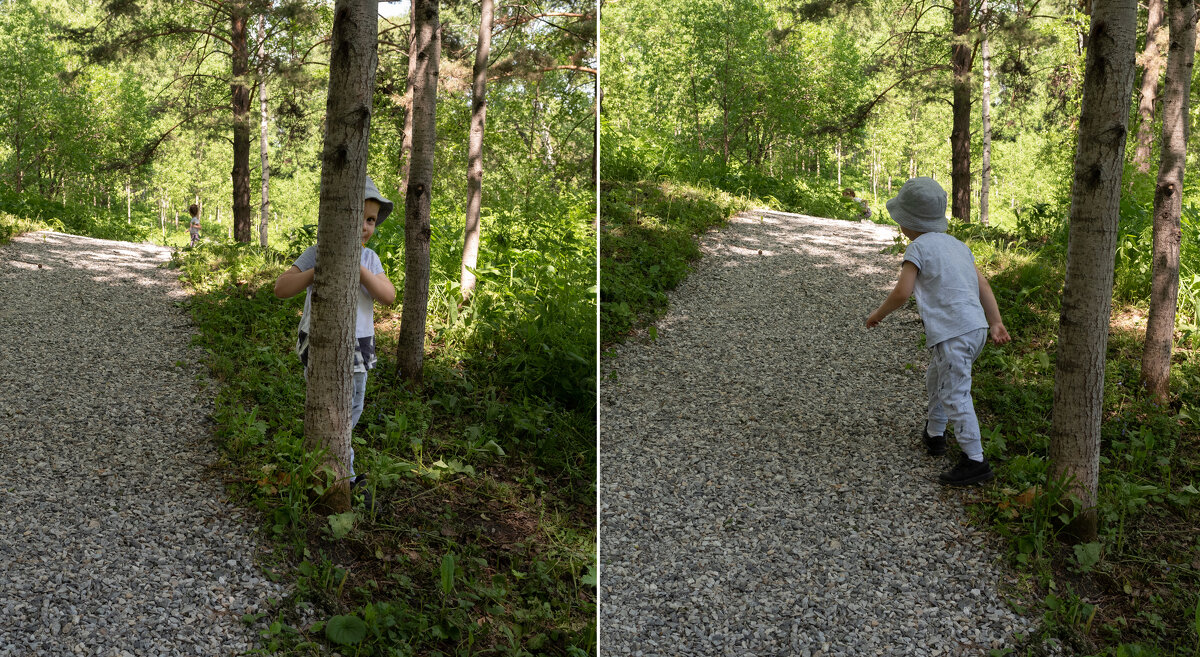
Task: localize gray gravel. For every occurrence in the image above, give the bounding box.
[0,232,283,656]
[599,211,1039,656]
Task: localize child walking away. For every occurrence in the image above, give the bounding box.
[272,175,396,506]
[865,177,1011,486]
[188,204,201,247]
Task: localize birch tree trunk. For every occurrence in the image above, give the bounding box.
[1050,0,1138,542]
[258,11,271,249]
[397,0,440,386]
[306,0,379,513]
[1134,0,1167,174]
[231,1,254,243]
[950,0,973,223]
[980,0,993,227]
[1141,0,1197,402]
[461,0,493,302]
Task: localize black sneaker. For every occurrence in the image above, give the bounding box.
[923,427,947,456]
[938,454,995,486]
[351,474,374,510]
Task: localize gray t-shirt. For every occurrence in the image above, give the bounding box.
[294,244,383,339]
[903,232,988,347]
[293,245,385,372]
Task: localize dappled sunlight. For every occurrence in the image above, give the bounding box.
[701,210,903,288]
[0,231,181,297]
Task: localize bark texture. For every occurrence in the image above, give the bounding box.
[399,2,418,190]
[1134,0,1167,174]
[397,0,440,386]
[950,0,973,223]
[305,0,378,512]
[1141,0,1197,402]
[1050,0,1138,542]
[231,2,254,243]
[461,0,494,301]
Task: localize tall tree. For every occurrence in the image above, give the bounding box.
[80,0,320,244]
[396,0,440,386]
[305,0,379,512]
[1049,0,1138,541]
[460,0,494,302]
[950,0,973,222]
[231,1,254,242]
[1140,0,1197,402]
[1133,0,1167,174]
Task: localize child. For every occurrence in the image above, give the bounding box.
[865,177,1011,486]
[273,175,396,503]
[188,204,201,247]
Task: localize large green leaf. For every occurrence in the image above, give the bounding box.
[325,614,366,646]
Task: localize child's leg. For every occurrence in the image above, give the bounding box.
[348,370,368,476]
[932,328,988,461]
[926,356,949,437]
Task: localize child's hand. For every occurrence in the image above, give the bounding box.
[865,309,883,328]
[989,322,1011,345]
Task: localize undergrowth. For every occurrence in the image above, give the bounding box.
[173,226,596,656]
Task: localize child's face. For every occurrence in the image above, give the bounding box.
[362,200,382,245]
[899,226,922,241]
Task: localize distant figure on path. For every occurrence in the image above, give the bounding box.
[865,177,1011,486]
[188,204,201,247]
[272,175,396,506]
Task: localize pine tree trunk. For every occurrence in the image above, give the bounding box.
[1141,0,1197,402]
[1134,0,1167,174]
[461,0,493,302]
[306,0,379,513]
[231,3,254,243]
[258,12,271,249]
[980,0,993,227]
[1050,0,1138,542]
[397,0,440,386]
[950,0,973,223]
[399,2,418,190]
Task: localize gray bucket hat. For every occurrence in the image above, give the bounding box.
[886,177,948,233]
[364,175,394,225]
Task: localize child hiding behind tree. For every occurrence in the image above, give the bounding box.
[273,175,396,504]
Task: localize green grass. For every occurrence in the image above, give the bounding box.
[599,179,752,344]
[0,210,51,244]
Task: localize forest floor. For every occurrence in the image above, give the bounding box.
[600,209,1055,655]
[0,231,281,654]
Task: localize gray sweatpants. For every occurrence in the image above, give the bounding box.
[925,328,988,461]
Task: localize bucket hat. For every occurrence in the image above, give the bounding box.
[886,177,947,233]
[364,175,394,226]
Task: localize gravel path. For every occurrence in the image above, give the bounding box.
[0,232,282,656]
[599,211,1038,656]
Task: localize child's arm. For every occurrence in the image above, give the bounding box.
[274,265,314,299]
[866,261,918,327]
[359,266,396,306]
[976,267,1011,344]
